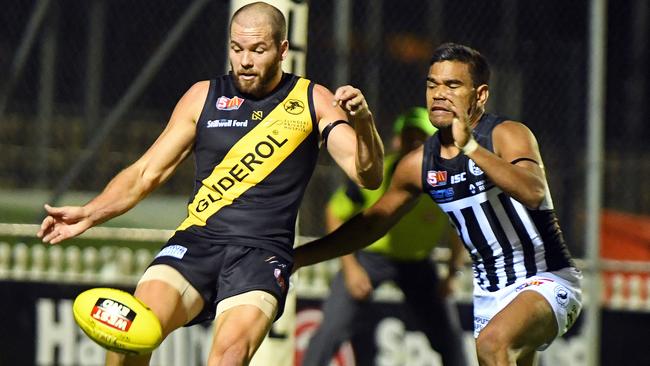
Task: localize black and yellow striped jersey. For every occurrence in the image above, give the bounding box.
[172,72,320,261]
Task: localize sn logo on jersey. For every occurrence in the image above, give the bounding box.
[427,170,447,187]
[216,96,245,110]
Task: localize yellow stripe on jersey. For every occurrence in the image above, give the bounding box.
[177,78,313,231]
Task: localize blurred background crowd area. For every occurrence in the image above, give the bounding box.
[0,0,649,259]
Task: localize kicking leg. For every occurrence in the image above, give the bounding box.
[106,265,204,366]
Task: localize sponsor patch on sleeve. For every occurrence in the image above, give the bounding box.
[155,245,188,260]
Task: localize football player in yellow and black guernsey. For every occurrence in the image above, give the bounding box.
[37,2,384,365]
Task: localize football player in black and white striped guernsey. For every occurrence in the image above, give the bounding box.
[295,43,582,366]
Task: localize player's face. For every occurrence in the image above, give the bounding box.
[425,61,483,128]
[229,21,287,97]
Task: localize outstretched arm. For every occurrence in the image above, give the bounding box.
[314,84,384,189]
[38,81,208,244]
[294,148,423,269]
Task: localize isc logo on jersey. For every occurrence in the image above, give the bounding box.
[451,172,466,184]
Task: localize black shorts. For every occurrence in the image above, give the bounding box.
[148,239,293,325]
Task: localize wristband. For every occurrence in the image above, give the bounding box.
[455,137,479,155]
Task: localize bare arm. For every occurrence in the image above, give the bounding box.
[453,117,547,208]
[38,81,208,244]
[294,148,423,269]
[314,84,384,189]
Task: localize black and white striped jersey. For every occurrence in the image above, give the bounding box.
[421,113,574,292]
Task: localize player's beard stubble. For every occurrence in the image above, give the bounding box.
[231,58,282,98]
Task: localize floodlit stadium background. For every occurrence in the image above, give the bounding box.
[1,0,649,365]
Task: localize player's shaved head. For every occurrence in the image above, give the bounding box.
[231,2,287,46]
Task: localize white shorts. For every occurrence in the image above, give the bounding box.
[472,267,582,350]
